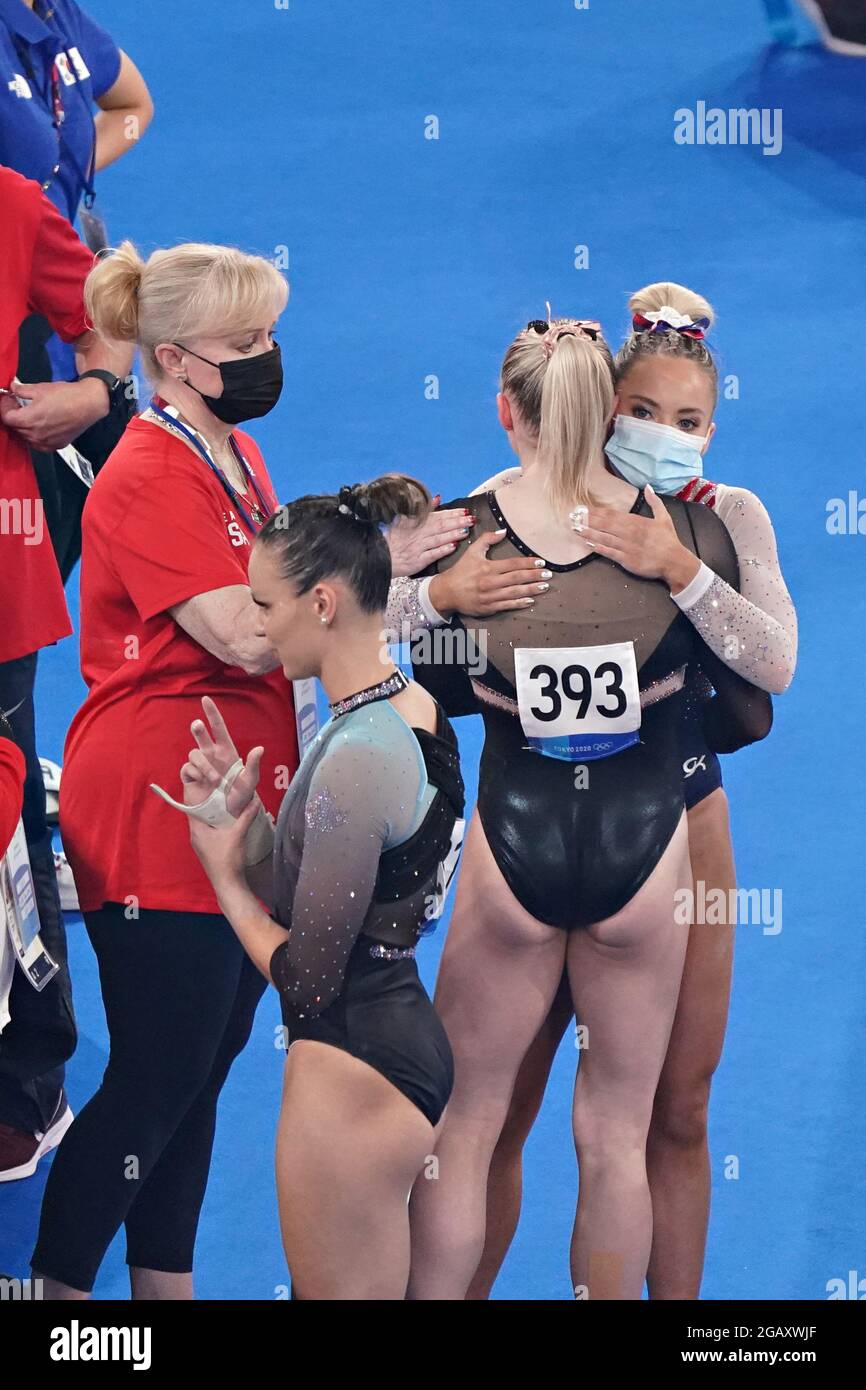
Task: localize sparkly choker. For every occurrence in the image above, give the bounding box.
[329,668,409,719]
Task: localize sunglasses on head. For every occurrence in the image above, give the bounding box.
[527,319,602,341]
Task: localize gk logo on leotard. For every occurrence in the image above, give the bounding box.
[683,754,707,778]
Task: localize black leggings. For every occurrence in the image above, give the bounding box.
[31,903,266,1293]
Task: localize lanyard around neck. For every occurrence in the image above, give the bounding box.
[147,401,273,533]
[12,17,97,203]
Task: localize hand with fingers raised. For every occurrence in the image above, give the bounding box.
[149,696,275,867]
[181,695,263,819]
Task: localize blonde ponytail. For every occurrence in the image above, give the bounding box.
[85,240,144,344]
[500,320,614,511]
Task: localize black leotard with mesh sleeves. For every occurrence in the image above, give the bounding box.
[412,488,771,931]
[266,697,464,1126]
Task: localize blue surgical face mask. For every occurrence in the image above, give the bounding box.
[604,413,707,495]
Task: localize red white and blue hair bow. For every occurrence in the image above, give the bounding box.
[632,305,710,340]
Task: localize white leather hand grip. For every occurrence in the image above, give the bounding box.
[149,757,244,828]
[150,758,275,866]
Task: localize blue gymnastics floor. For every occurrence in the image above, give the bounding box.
[2,0,864,1300]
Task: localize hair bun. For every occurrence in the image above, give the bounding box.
[336,474,430,526]
[84,239,146,343]
[337,484,373,523]
[628,281,715,333]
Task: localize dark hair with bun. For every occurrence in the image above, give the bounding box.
[256,472,431,613]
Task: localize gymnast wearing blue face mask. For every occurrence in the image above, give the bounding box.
[600,286,797,696]
[605,403,710,495]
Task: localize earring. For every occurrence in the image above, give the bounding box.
[320,616,328,625]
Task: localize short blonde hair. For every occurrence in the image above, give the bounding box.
[85,240,289,377]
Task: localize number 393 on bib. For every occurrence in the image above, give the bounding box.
[514,642,642,762]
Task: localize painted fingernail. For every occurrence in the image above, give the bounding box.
[522,597,535,605]
[533,558,545,568]
[537,582,549,592]
[540,570,552,579]
[461,527,470,535]
[449,542,458,550]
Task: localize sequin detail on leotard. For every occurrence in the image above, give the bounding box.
[682,572,777,686]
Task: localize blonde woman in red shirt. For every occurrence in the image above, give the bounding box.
[31,240,299,1299]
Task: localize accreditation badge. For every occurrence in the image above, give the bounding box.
[1,820,59,992]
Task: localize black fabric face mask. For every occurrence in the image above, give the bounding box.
[176,341,283,424]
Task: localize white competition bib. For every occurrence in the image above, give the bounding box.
[514,642,641,761]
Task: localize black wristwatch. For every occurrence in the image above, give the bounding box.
[79,368,125,412]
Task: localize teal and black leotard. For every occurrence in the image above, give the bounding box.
[268,694,464,1128]
[412,489,771,931]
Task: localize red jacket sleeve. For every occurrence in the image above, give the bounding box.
[106,463,255,623]
[0,739,26,861]
[27,191,93,344]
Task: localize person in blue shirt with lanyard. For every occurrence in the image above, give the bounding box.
[0,0,153,574]
[0,0,152,229]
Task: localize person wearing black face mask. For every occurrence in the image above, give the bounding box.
[29,240,304,1300]
[172,340,283,426]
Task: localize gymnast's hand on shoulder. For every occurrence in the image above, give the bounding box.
[578,483,701,592]
[387,495,476,575]
[429,528,552,617]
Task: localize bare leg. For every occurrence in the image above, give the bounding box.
[129,1268,193,1300]
[466,970,572,1300]
[407,811,567,1300]
[276,1040,436,1300]
[646,789,736,1299]
[32,1273,90,1301]
[568,811,692,1300]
